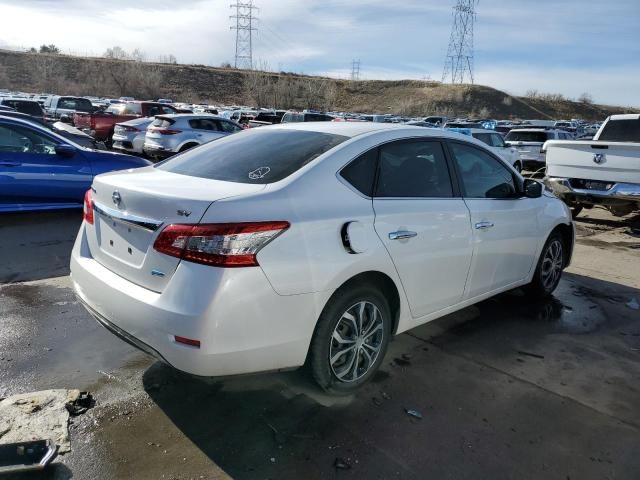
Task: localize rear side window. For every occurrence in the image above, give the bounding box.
[375,141,453,198]
[157,129,348,184]
[505,131,547,143]
[304,113,333,122]
[58,97,92,112]
[188,118,220,131]
[340,148,377,196]
[124,103,142,115]
[597,119,640,142]
[106,105,125,115]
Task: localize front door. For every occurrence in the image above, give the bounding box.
[447,141,540,299]
[0,122,91,209]
[372,139,473,319]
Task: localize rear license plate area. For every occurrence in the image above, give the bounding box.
[584,181,610,191]
[96,215,152,267]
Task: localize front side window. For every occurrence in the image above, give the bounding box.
[490,134,506,147]
[157,128,348,184]
[450,143,516,199]
[375,140,453,198]
[0,124,57,154]
[220,121,242,133]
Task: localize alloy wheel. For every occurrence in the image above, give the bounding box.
[329,301,384,383]
[541,239,563,290]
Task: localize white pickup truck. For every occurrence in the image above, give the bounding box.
[544,114,640,218]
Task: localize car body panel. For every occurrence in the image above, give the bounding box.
[71,123,573,377]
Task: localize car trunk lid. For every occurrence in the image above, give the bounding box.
[87,168,265,292]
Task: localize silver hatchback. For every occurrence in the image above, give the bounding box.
[144,114,243,159]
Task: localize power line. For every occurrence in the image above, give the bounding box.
[230,1,258,70]
[351,59,361,81]
[442,0,477,84]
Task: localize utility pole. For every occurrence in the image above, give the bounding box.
[442,0,477,84]
[351,59,361,81]
[230,1,257,70]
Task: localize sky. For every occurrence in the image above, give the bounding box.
[1,0,639,106]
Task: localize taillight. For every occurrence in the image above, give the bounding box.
[118,125,139,132]
[153,221,290,267]
[83,189,94,225]
[152,128,182,135]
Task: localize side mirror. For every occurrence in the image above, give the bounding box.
[55,144,76,157]
[523,178,543,198]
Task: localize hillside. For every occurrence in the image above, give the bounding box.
[0,49,635,120]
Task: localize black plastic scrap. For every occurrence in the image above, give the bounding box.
[334,458,352,470]
[404,408,423,420]
[65,391,94,416]
[0,439,57,474]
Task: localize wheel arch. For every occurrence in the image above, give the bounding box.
[322,271,402,335]
[178,141,200,152]
[550,222,574,268]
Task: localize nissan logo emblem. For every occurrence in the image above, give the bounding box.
[112,191,122,206]
[593,153,605,164]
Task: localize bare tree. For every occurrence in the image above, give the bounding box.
[578,92,593,104]
[104,46,128,60]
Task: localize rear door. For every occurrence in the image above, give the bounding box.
[372,139,473,319]
[447,141,540,298]
[0,122,91,208]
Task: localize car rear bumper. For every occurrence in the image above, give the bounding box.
[143,142,175,158]
[70,223,327,377]
[545,177,640,206]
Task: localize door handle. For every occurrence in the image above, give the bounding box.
[389,230,418,240]
[0,162,20,167]
[475,221,494,230]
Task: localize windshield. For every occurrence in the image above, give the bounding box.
[505,131,548,143]
[597,119,640,142]
[157,128,348,184]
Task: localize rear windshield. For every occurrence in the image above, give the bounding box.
[58,97,93,112]
[151,118,175,128]
[157,129,348,184]
[597,119,640,142]
[2,100,43,116]
[505,131,548,143]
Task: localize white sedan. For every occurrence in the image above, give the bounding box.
[71,123,574,394]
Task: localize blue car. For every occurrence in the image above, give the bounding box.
[0,116,151,212]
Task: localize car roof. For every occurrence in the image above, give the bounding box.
[609,114,640,121]
[1,98,40,103]
[264,123,494,152]
[156,113,227,120]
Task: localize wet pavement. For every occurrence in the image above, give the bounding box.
[1,209,639,479]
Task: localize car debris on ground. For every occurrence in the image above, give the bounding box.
[0,389,94,473]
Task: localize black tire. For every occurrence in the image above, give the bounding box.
[570,205,583,219]
[309,284,392,395]
[179,143,198,152]
[524,232,565,299]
